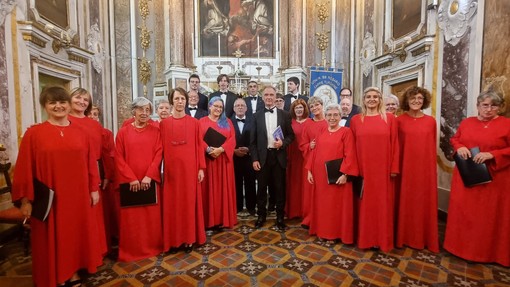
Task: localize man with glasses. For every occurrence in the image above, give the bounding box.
[185,90,208,119]
[340,87,361,117]
[244,80,265,116]
[188,74,209,111]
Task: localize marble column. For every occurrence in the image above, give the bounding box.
[168,0,185,67]
[279,0,289,68]
[89,0,103,112]
[183,0,194,68]
[288,0,303,68]
[0,24,10,154]
[154,0,166,83]
[335,0,351,84]
[362,0,374,90]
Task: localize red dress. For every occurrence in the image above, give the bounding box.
[100,127,119,247]
[396,114,439,252]
[115,124,163,261]
[11,122,103,287]
[160,116,207,249]
[199,117,237,229]
[444,116,510,266]
[350,113,399,252]
[285,118,311,219]
[299,119,328,226]
[307,127,359,242]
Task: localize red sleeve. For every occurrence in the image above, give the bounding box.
[144,129,163,183]
[11,128,36,202]
[197,120,207,170]
[87,134,101,192]
[450,120,466,152]
[101,129,116,180]
[114,128,138,184]
[340,128,359,177]
[222,119,237,162]
[388,114,400,174]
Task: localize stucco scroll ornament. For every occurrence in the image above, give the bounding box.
[0,0,17,26]
[360,32,376,77]
[437,0,478,46]
[87,23,104,74]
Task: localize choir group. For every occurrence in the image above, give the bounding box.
[9,76,510,287]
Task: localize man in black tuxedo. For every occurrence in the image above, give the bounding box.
[250,86,295,230]
[185,90,208,119]
[340,87,361,116]
[244,80,265,116]
[188,74,209,111]
[231,98,256,217]
[208,74,238,118]
[283,77,309,111]
[340,97,354,127]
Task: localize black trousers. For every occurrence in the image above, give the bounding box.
[234,155,256,212]
[256,149,286,220]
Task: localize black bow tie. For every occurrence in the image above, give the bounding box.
[250,96,257,101]
[236,118,245,123]
[189,107,197,110]
[265,108,274,113]
[291,95,297,100]
[341,116,348,120]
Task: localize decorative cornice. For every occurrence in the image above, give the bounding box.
[30,56,82,76]
[410,45,431,57]
[68,52,88,64]
[22,32,46,48]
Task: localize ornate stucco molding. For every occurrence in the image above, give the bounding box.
[360,32,376,77]
[87,23,104,74]
[437,0,478,46]
[0,0,16,26]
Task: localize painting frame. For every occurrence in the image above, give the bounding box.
[34,0,69,29]
[197,0,276,58]
[384,0,427,52]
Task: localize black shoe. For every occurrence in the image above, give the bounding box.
[167,247,179,254]
[184,244,193,253]
[267,206,275,212]
[276,219,287,230]
[301,224,309,230]
[254,218,266,229]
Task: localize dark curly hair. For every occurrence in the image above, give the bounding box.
[400,86,431,111]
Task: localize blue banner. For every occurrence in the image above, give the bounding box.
[309,67,343,106]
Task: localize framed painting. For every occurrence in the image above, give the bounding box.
[35,0,69,28]
[198,0,275,58]
[392,0,422,39]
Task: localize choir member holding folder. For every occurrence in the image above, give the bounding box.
[115,97,163,261]
[444,91,510,266]
[350,87,399,252]
[396,86,439,252]
[160,88,206,254]
[12,86,103,287]
[200,96,237,231]
[306,104,358,243]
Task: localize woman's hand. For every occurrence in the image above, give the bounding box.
[335,174,347,185]
[472,152,494,164]
[310,139,316,150]
[198,169,204,183]
[90,191,100,206]
[208,147,224,158]
[20,197,32,219]
[141,176,152,190]
[307,170,314,184]
[129,180,141,192]
[101,178,109,190]
[456,147,471,160]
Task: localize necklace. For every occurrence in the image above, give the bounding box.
[132,122,148,132]
[479,116,497,128]
[48,120,69,137]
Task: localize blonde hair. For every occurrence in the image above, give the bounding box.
[361,87,387,123]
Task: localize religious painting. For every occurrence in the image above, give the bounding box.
[198,0,275,58]
[392,0,421,39]
[35,0,69,28]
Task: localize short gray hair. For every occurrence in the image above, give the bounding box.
[384,94,399,106]
[477,90,504,106]
[325,103,341,113]
[131,97,153,114]
[308,96,323,106]
[156,98,170,108]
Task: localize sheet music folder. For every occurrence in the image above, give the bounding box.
[120,181,157,207]
[203,127,227,147]
[32,178,55,222]
[325,159,343,185]
[453,146,492,187]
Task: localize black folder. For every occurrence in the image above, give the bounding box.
[203,127,227,147]
[325,158,343,185]
[453,146,492,187]
[32,178,55,222]
[119,181,157,207]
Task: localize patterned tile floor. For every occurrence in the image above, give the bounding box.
[1,218,509,286]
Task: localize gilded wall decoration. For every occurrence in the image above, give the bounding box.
[87,23,104,74]
[437,0,477,46]
[360,32,376,77]
[0,0,16,26]
[199,0,275,58]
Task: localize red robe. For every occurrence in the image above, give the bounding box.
[299,119,328,226]
[350,113,399,252]
[100,127,119,246]
[199,117,237,228]
[160,116,207,249]
[307,127,359,242]
[444,116,510,266]
[11,122,103,287]
[115,124,163,261]
[286,118,311,218]
[396,114,439,252]
[68,115,107,255]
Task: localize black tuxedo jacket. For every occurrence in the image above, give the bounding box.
[343,104,361,127]
[198,92,209,111]
[283,94,309,111]
[249,108,295,169]
[231,115,252,148]
[185,107,208,119]
[244,95,265,116]
[209,91,239,119]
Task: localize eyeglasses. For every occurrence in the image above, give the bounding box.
[409,96,424,101]
[340,94,352,98]
[275,99,284,103]
[479,104,499,110]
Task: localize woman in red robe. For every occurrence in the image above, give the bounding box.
[285,99,311,219]
[350,87,399,252]
[299,97,328,228]
[12,87,103,287]
[68,88,108,256]
[444,91,510,266]
[161,88,206,254]
[396,86,439,252]
[115,97,163,261]
[200,96,237,231]
[306,104,358,242]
